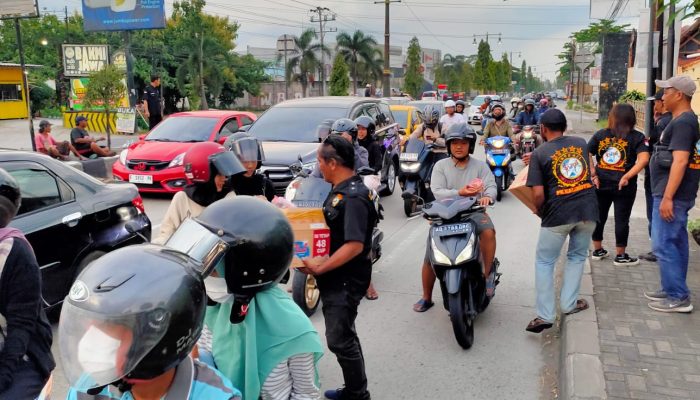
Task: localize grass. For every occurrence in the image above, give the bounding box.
[597,119,608,129]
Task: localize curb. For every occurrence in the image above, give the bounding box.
[559,258,607,399]
[65,156,118,181]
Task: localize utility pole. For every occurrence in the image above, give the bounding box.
[310,7,336,97]
[375,0,400,97]
[569,40,576,100]
[665,1,675,79]
[15,18,36,151]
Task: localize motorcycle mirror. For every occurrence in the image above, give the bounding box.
[476,130,484,136]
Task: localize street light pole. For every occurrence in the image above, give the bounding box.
[14,18,36,151]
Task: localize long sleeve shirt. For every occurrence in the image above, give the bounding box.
[483,120,515,141]
[431,157,497,201]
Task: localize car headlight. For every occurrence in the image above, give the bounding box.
[492,139,505,149]
[486,153,496,166]
[455,234,475,264]
[119,149,128,165]
[400,162,420,173]
[168,152,186,168]
[431,238,452,265]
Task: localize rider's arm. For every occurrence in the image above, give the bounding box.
[431,160,459,199]
[409,124,424,140]
[153,191,194,245]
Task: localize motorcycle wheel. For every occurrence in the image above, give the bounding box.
[292,270,320,317]
[496,175,503,202]
[403,197,414,217]
[379,162,397,197]
[448,289,475,349]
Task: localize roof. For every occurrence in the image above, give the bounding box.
[169,110,256,118]
[276,96,382,108]
[390,104,418,111]
[679,19,700,69]
[0,62,43,68]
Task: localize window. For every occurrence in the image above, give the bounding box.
[9,169,62,215]
[219,118,240,138]
[0,84,20,101]
[378,103,394,125]
[241,116,255,126]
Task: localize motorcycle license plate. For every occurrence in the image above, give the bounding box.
[400,153,419,162]
[489,149,508,155]
[434,223,471,236]
[292,200,323,208]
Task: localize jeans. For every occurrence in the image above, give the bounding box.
[0,357,48,400]
[651,196,694,301]
[644,169,653,238]
[592,188,636,248]
[320,284,370,400]
[535,221,596,323]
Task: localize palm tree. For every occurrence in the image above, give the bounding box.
[286,29,329,97]
[336,30,379,95]
[357,48,383,88]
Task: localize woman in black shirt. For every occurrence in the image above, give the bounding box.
[229,134,275,201]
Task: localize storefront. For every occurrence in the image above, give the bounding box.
[0,63,28,120]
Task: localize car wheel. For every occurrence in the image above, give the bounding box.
[379,162,397,197]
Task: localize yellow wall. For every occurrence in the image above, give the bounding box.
[625,68,647,94]
[0,66,28,120]
[679,64,700,114]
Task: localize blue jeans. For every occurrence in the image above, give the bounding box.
[651,196,694,301]
[535,221,596,323]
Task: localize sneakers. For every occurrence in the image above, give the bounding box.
[639,251,657,262]
[648,298,694,313]
[643,289,667,301]
[324,389,343,399]
[613,253,640,266]
[591,248,609,260]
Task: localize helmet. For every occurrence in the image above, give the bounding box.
[444,122,477,155]
[230,135,265,169]
[0,168,21,214]
[222,132,251,151]
[490,102,506,112]
[354,116,376,137]
[484,96,492,102]
[456,100,466,108]
[422,105,440,126]
[194,197,294,323]
[511,97,521,104]
[444,99,456,108]
[540,98,549,106]
[525,99,536,107]
[183,142,245,183]
[58,244,206,390]
[331,118,358,141]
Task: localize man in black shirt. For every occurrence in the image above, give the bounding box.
[525,109,599,333]
[298,135,377,400]
[645,75,700,313]
[143,75,162,130]
[70,116,115,157]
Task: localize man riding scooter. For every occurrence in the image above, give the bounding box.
[408,105,443,143]
[515,99,540,127]
[413,123,498,312]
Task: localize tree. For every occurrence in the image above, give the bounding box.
[218,54,268,108]
[473,40,495,92]
[357,48,383,87]
[403,37,423,98]
[287,29,328,97]
[329,54,351,96]
[84,65,126,149]
[526,66,535,92]
[497,53,512,93]
[460,62,474,95]
[661,0,700,21]
[336,30,379,95]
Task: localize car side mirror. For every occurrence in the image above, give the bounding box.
[237,125,250,133]
[217,136,228,145]
[138,134,146,141]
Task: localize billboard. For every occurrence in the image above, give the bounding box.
[63,44,110,76]
[0,0,38,19]
[82,0,166,32]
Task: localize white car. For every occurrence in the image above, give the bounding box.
[467,95,501,125]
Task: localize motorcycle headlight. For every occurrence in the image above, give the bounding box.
[455,233,475,264]
[400,162,420,173]
[486,153,497,166]
[431,238,452,265]
[492,139,505,149]
[168,152,186,168]
[119,149,128,165]
[301,160,317,174]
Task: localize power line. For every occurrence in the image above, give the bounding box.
[402,2,458,53]
[310,6,336,95]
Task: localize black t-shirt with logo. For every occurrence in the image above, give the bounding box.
[650,111,700,201]
[143,84,161,115]
[527,136,599,227]
[588,129,649,193]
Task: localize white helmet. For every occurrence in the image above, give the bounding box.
[444,100,456,108]
[511,97,521,104]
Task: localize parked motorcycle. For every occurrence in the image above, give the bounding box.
[399,137,447,217]
[284,163,383,316]
[482,135,516,202]
[423,196,501,349]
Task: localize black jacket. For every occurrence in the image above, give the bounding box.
[357,137,383,173]
[0,239,54,393]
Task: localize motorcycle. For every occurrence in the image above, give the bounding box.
[482,135,516,202]
[284,163,383,316]
[399,137,447,217]
[423,196,501,349]
[517,125,540,157]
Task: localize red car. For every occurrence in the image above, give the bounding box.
[112,110,256,193]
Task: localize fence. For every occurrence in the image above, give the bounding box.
[629,100,646,132]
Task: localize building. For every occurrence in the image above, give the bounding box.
[677,18,700,112]
[0,63,29,120]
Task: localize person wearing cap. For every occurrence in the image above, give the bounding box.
[70,117,116,158]
[35,120,85,161]
[644,75,700,313]
[439,99,466,132]
[525,109,598,333]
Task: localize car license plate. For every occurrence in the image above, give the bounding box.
[400,153,419,162]
[129,174,153,184]
[434,223,471,235]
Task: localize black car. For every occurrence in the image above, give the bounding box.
[2,151,151,316]
[248,97,402,196]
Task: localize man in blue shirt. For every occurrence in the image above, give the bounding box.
[515,99,540,126]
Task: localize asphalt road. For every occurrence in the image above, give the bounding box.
[48,139,552,399]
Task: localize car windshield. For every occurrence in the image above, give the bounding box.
[248,106,348,142]
[146,116,218,142]
[392,110,409,128]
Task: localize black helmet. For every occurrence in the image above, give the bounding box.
[445,123,477,155]
[58,244,206,391]
[0,168,21,215]
[423,105,440,127]
[354,116,376,137]
[455,100,466,108]
[230,135,265,169]
[195,197,294,323]
[331,118,358,141]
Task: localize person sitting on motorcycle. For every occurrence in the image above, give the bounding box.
[60,245,242,400]
[538,98,550,113]
[413,123,499,312]
[482,102,515,143]
[153,142,244,244]
[515,99,540,127]
[355,116,383,173]
[455,100,467,115]
[546,95,556,108]
[509,97,521,119]
[409,105,443,146]
[312,118,369,178]
[440,100,466,132]
[480,96,492,129]
[228,134,275,202]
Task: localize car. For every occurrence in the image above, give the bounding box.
[248,97,401,196]
[467,94,502,125]
[112,110,257,193]
[382,96,413,106]
[421,91,439,100]
[390,104,423,139]
[3,151,151,317]
[408,100,446,116]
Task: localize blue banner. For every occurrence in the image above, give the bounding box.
[82,0,165,32]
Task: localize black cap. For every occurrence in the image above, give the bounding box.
[539,108,567,125]
[647,89,664,101]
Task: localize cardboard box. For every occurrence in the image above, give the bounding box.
[508,166,538,214]
[282,208,330,268]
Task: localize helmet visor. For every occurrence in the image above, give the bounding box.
[58,302,171,391]
[165,218,229,277]
[231,138,265,163]
[210,151,245,178]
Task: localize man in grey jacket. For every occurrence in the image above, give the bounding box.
[413,123,498,312]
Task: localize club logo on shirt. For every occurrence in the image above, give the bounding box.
[597,137,627,172]
[331,194,343,207]
[691,140,700,170]
[551,146,592,195]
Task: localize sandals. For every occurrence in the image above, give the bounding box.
[565,299,589,315]
[526,317,553,333]
[413,299,434,312]
[365,286,379,301]
[485,271,497,298]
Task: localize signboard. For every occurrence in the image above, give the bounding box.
[82,0,166,32]
[111,50,127,72]
[276,34,295,52]
[115,107,136,133]
[63,44,109,76]
[0,0,38,19]
[70,78,90,110]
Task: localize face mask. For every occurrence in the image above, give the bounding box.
[205,276,233,304]
[493,114,504,121]
[78,325,122,376]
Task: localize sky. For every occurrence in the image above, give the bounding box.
[36,0,646,81]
